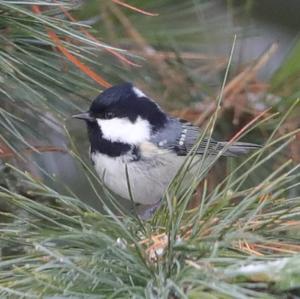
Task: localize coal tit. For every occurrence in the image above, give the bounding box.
[73,83,260,210]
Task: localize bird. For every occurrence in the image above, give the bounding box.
[73,82,260,217]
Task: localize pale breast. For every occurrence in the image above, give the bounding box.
[91,146,184,205]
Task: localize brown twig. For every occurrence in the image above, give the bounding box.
[194,43,278,125]
[112,0,159,16]
[0,145,67,159]
[54,0,139,67]
[32,5,112,88]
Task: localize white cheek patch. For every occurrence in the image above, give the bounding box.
[97,116,151,144]
[132,86,146,98]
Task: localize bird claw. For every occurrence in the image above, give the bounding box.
[135,199,162,220]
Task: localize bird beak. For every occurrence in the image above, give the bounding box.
[72,112,95,122]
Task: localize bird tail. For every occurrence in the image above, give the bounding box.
[219,141,262,157]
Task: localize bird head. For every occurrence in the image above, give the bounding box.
[73,83,167,146]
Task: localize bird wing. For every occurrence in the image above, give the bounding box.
[150,117,261,157]
[150,118,222,156]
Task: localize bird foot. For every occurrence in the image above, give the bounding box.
[135,199,162,220]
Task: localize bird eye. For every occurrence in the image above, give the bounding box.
[104,112,115,119]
